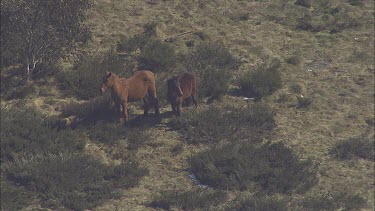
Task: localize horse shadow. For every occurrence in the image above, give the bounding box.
[73,108,173,129]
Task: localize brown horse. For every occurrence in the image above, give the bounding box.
[100,70,160,124]
[167,72,197,116]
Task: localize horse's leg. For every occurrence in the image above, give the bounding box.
[192,77,198,108]
[171,101,177,115]
[154,97,160,116]
[183,96,192,107]
[177,97,182,116]
[149,87,160,116]
[121,101,128,125]
[143,98,150,116]
[192,94,198,108]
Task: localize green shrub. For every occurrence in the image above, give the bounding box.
[0,67,38,99]
[116,34,176,73]
[149,188,227,210]
[199,66,231,100]
[169,104,275,144]
[239,59,282,99]
[1,107,85,162]
[188,141,317,193]
[116,34,150,53]
[186,42,239,71]
[3,153,148,210]
[290,83,303,94]
[296,13,314,31]
[294,0,312,8]
[348,0,364,6]
[56,49,126,100]
[181,42,239,100]
[286,55,302,65]
[1,177,33,211]
[329,136,374,161]
[138,39,176,72]
[61,94,113,118]
[225,195,287,211]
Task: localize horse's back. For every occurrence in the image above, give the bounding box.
[133,70,155,79]
[127,70,157,100]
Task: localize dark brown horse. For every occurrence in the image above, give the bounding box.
[167,72,197,116]
[100,70,160,124]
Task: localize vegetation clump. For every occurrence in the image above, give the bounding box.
[239,58,282,99]
[1,107,84,162]
[56,50,126,100]
[169,104,275,144]
[329,136,374,161]
[60,95,113,119]
[188,141,317,193]
[184,42,239,100]
[2,154,148,210]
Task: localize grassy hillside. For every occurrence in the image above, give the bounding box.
[1,0,374,210]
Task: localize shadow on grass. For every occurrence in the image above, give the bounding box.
[75,110,173,129]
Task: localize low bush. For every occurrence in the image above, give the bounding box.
[199,66,231,100]
[60,94,113,118]
[181,42,239,100]
[239,58,282,99]
[348,0,364,6]
[116,34,176,73]
[1,177,33,211]
[188,141,318,193]
[138,39,176,72]
[2,153,148,210]
[329,136,374,161]
[56,49,126,100]
[169,104,275,144]
[186,42,239,71]
[294,0,312,8]
[1,107,85,162]
[149,188,227,210]
[286,55,302,65]
[225,195,287,211]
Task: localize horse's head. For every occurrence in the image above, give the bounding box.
[167,77,183,98]
[100,70,116,93]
